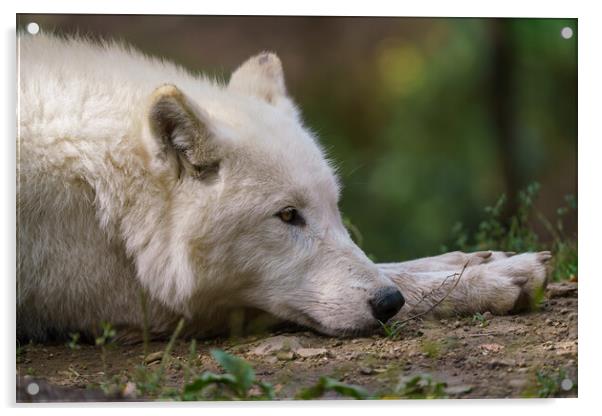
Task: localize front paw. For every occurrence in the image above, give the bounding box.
[483,251,552,313]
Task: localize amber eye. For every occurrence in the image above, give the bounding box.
[276,207,305,226]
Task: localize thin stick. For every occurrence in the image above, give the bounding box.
[139,289,150,361]
[465,331,504,337]
[395,260,469,325]
[410,271,456,311]
[161,317,185,371]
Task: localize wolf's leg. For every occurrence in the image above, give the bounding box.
[378,250,515,273]
[379,252,551,318]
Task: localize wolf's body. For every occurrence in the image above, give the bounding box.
[17,33,550,342]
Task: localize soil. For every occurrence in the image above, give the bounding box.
[16,282,578,401]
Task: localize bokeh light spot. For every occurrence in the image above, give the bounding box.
[26,382,39,395]
[561,378,573,391]
[26,22,40,35]
[561,27,573,39]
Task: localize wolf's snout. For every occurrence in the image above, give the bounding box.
[369,287,405,322]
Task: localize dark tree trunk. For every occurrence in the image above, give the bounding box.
[488,19,520,218]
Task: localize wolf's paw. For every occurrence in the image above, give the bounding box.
[452,250,516,266]
[479,251,552,314]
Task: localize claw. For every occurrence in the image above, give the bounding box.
[476,251,493,259]
[538,251,553,263]
[505,251,517,257]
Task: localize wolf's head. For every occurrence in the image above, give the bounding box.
[140,52,404,336]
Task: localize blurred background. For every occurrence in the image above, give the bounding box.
[17,15,577,262]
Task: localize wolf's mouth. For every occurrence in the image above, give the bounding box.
[292,309,382,337]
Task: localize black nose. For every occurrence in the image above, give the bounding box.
[369,287,405,322]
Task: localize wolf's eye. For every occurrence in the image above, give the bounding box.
[276,207,305,226]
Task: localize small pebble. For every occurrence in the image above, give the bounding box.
[360,367,374,375]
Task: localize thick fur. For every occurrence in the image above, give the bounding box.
[17,33,550,341]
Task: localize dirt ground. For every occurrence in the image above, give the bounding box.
[16,282,577,401]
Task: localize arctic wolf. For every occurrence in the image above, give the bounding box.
[17,33,550,341]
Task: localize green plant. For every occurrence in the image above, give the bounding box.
[393,374,448,399]
[379,320,406,340]
[538,194,578,281]
[472,312,489,327]
[67,332,81,350]
[445,182,577,282]
[522,368,576,398]
[95,322,116,347]
[296,376,370,400]
[94,322,117,393]
[95,323,116,371]
[181,349,274,400]
[134,318,186,397]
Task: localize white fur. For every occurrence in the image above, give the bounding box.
[17,33,550,341]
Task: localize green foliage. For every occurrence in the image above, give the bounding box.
[539,194,578,281]
[296,376,370,400]
[67,332,81,350]
[181,349,274,400]
[392,374,448,399]
[379,320,406,340]
[93,322,119,394]
[121,343,454,401]
[472,312,490,327]
[133,318,186,397]
[535,369,564,398]
[450,182,541,253]
[523,368,576,398]
[445,182,577,282]
[134,363,165,396]
[95,322,116,347]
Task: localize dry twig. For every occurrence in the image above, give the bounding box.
[395,260,470,325]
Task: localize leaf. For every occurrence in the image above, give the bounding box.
[254,381,275,400]
[210,349,255,396]
[182,372,237,400]
[297,377,369,400]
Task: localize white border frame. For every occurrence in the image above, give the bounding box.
[3,1,599,415]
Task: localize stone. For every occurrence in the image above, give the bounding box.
[359,366,374,375]
[508,379,528,389]
[445,384,473,395]
[296,348,328,358]
[276,351,295,361]
[479,343,505,354]
[144,351,163,364]
[251,336,303,356]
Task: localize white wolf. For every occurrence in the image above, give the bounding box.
[17,33,551,341]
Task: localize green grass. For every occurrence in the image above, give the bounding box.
[378,320,407,340]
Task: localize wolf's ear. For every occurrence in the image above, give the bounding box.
[229,52,299,116]
[147,84,221,179]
